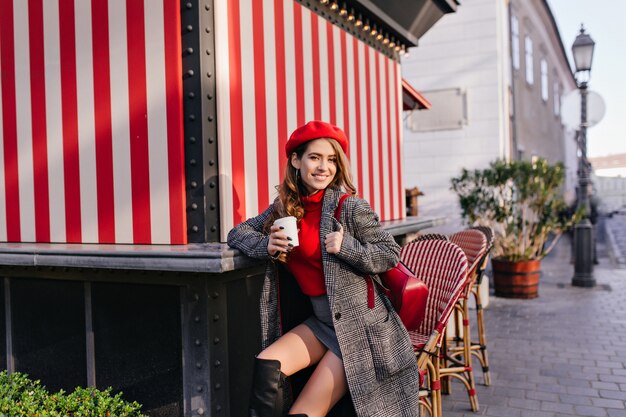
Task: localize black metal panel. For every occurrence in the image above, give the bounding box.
[182,0,219,243]
[11,278,86,391]
[92,282,183,417]
[207,281,229,416]
[0,279,5,370]
[226,274,264,417]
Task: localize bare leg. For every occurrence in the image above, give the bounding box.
[257,324,328,376]
[288,351,348,417]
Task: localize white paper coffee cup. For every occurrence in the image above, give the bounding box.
[273,216,299,247]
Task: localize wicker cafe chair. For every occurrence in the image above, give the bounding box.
[468,225,495,385]
[441,229,488,412]
[413,233,449,242]
[400,240,469,417]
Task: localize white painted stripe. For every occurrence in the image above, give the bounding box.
[239,0,259,218]
[263,0,279,202]
[43,0,66,242]
[396,62,405,217]
[0,41,5,241]
[109,0,133,243]
[357,40,369,202]
[144,3,170,244]
[283,0,298,137]
[214,0,234,240]
[74,0,98,242]
[344,34,358,191]
[301,6,314,122]
[317,16,329,122]
[13,0,36,242]
[379,53,391,219]
[386,60,401,219]
[368,47,380,215]
[332,25,343,132]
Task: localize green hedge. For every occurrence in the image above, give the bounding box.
[0,371,147,417]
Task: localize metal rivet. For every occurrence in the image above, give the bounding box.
[194,316,200,322]
[208,137,214,143]
[191,203,198,210]
[194,293,200,301]
[195,339,202,346]
[209,160,215,166]
[210,203,216,210]
[188,92,195,99]
[189,136,196,143]
[215,405,222,412]
[207,93,213,100]
[186,47,194,55]
[191,181,198,188]
[205,4,210,11]
[192,225,199,232]
[212,292,219,298]
[190,159,197,166]
[213,314,220,321]
[196,385,204,392]
[186,69,194,77]
[211,225,217,232]
[215,383,221,390]
[214,337,220,344]
[186,2,192,9]
[206,49,211,55]
[209,182,215,188]
[186,25,193,32]
[197,408,205,415]
[207,115,214,122]
[188,114,195,121]
[206,72,212,78]
[196,362,203,369]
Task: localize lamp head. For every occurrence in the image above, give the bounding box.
[572,24,595,74]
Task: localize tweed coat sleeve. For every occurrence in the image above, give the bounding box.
[334,197,400,275]
[226,205,274,260]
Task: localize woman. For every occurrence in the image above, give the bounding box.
[228,121,420,417]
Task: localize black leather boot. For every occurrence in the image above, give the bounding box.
[287,414,308,416]
[249,358,286,417]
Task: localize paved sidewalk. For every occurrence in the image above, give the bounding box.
[440,235,626,417]
[605,213,626,267]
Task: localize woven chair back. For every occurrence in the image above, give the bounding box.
[413,233,449,242]
[470,225,494,252]
[449,229,488,274]
[400,240,469,343]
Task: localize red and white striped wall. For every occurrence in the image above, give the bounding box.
[215,0,406,241]
[0,0,186,244]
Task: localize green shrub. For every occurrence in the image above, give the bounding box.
[0,371,147,417]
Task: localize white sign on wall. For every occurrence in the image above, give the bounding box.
[407,88,467,132]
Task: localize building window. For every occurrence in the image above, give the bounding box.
[525,36,533,85]
[511,16,520,70]
[553,81,560,115]
[540,59,548,101]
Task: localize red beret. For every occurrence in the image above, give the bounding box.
[285,120,349,157]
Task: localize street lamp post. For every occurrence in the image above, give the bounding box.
[572,25,596,287]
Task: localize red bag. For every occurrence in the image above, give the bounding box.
[334,195,429,331]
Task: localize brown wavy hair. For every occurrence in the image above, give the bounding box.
[264,138,357,233]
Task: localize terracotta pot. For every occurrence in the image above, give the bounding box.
[491,258,542,299]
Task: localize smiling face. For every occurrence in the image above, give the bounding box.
[290,138,337,195]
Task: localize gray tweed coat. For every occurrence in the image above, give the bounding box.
[227,187,420,417]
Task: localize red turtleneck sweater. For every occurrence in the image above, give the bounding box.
[286,190,326,296]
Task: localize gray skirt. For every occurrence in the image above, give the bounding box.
[303,295,342,359]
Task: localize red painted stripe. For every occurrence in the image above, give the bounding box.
[163,0,186,244]
[375,52,385,220]
[352,37,362,192]
[385,57,395,218]
[252,0,269,212]
[59,0,82,242]
[363,46,375,211]
[0,0,20,241]
[326,21,336,126]
[126,0,151,243]
[293,3,305,127]
[227,0,245,225]
[91,0,115,243]
[340,31,350,160]
[310,12,321,120]
[29,0,51,242]
[274,0,287,177]
[393,63,403,217]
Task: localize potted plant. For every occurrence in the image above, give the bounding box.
[451,158,579,298]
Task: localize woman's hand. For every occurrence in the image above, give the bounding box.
[325,224,344,254]
[267,224,293,258]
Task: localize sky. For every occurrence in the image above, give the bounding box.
[547,0,626,158]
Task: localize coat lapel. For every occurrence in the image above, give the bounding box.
[320,187,342,306]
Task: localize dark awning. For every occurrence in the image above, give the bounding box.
[402,78,431,111]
